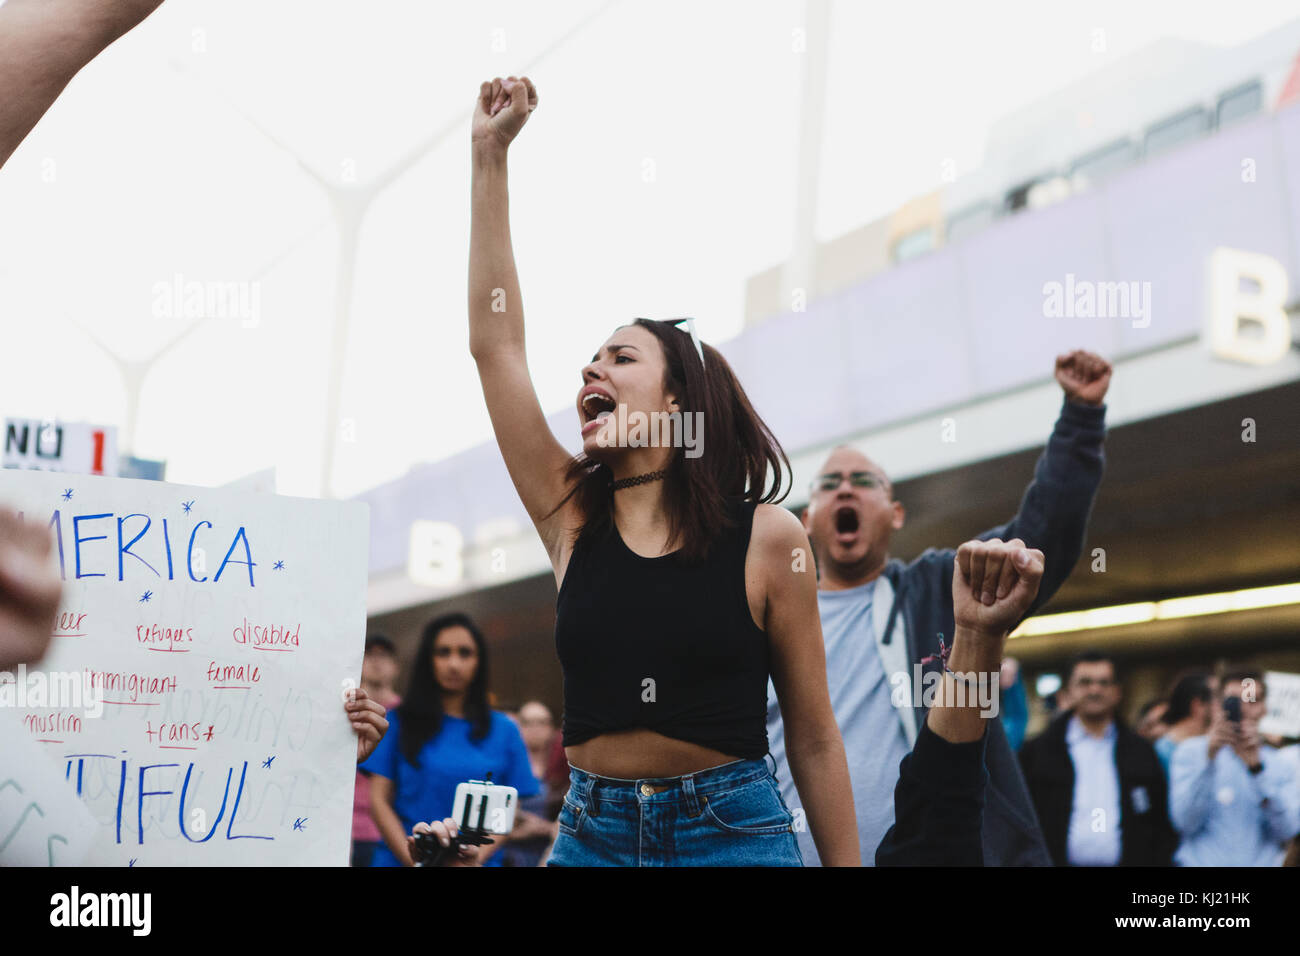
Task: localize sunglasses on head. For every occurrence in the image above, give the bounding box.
[637,316,705,369]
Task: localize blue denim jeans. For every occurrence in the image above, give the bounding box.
[546,756,804,867]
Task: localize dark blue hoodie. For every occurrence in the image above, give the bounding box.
[877,399,1107,865]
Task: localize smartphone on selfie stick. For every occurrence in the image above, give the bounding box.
[414,773,518,867]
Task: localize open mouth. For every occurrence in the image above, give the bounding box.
[834,506,860,538]
[580,389,617,432]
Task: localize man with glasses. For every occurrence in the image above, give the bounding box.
[1019,651,1177,866]
[765,349,1112,866]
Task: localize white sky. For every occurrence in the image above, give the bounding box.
[1,0,1297,499]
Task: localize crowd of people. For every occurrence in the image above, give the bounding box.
[348,613,1300,868]
[1,1,1297,870]
[1019,656,1300,867]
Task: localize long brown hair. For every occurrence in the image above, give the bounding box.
[548,318,790,563]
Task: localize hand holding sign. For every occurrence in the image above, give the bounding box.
[0,506,62,670]
[345,687,388,763]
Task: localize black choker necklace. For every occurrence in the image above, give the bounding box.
[611,469,668,491]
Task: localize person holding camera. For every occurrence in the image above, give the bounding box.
[362,613,539,867]
[1169,670,1300,866]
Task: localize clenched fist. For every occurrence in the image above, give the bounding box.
[1055,349,1112,407]
[952,537,1044,637]
[472,76,538,155]
[0,507,62,671]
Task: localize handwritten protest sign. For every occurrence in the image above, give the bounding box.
[0,710,98,866]
[0,469,368,865]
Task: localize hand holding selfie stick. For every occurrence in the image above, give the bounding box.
[412,773,516,867]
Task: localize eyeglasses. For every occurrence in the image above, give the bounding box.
[813,471,889,493]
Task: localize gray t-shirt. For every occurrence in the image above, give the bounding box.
[765,578,911,866]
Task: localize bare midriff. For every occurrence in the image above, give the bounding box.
[566,728,744,779]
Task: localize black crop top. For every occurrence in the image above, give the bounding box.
[553,497,770,759]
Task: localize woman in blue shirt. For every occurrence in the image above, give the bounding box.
[362,612,538,866]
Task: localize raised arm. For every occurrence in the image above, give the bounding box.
[877,538,1044,866]
[980,350,1110,615]
[0,0,165,169]
[468,77,578,570]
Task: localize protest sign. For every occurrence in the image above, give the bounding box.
[3,419,118,477]
[0,468,369,865]
[0,709,98,866]
[1261,670,1300,738]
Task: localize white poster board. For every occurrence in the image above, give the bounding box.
[0,710,99,866]
[0,469,368,865]
[1262,670,1300,738]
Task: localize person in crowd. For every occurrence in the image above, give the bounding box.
[362,612,538,867]
[352,635,402,867]
[465,75,858,865]
[1154,671,1213,775]
[412,537,1050,867]
[1169,669,1300,866]
[766,349,1112,866]
[500,701,563,866]
[0,0,165,170]
[1019,650,1177,866]
[1135,699,1170,743]
[999,657,1030,752]
[1282,743,1300,867]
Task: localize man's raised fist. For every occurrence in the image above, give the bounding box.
[1055,349,1112,407]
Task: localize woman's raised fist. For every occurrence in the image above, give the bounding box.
[472,76,538,155]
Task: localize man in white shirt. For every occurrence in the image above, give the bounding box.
[1019,651,1177,866]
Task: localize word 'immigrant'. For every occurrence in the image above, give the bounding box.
[25,510,257,586]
